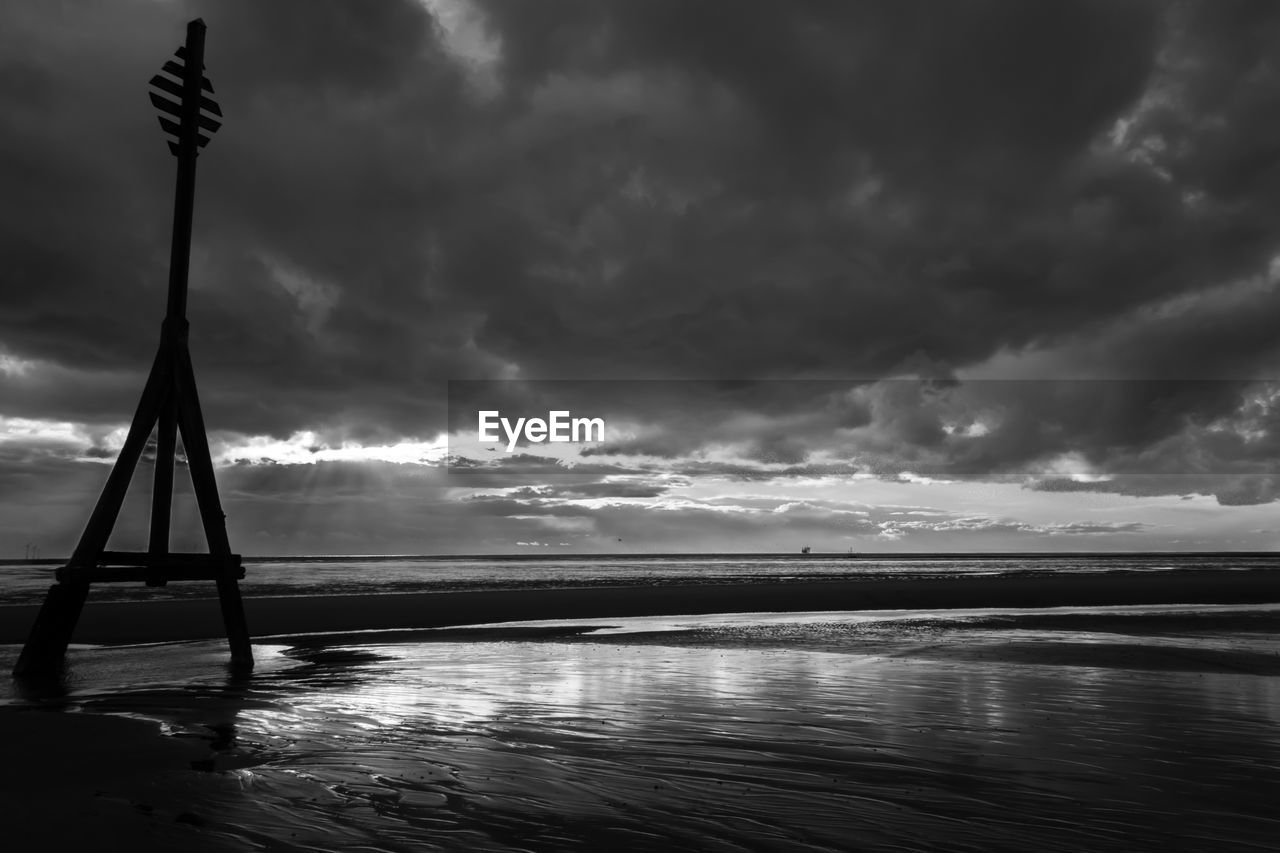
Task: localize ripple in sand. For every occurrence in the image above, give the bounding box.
[4,611,1279,852]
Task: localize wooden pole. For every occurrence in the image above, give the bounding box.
[167,19,203,323]
[147,19,204,578]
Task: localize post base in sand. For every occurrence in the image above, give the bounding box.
[13,556,254,678]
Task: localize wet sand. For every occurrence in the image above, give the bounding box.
[3,611,1280,851]
[2,567,1277,644]
[2,581,1279,851]
[0,709,238,852]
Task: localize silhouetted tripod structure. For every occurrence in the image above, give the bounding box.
[14,20,252,677]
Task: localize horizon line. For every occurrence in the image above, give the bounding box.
[5,549,1277,566]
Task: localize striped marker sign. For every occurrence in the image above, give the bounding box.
[148,36,222,156]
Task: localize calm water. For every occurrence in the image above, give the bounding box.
[4,606,1279,852]
[2,552,1276,605]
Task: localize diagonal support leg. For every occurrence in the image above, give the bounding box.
[148,371,179,587]
[12,581,90,677]
[214,572,254,669]
[175,346,253,669]
[149,374,179,565]
[71,344,171,565]
[14,343,171,678]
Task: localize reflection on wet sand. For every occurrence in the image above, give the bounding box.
[0,606,1274,852]
[4,608,1265,853]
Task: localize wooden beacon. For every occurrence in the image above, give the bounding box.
[14,19,252,677]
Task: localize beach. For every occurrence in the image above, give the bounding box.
[11,0,1280,849]
[3,566,1278,644]
[3,570,1280,851]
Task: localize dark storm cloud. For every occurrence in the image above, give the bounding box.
[0,359,146,427]
[549,377,1280,505]
[464,0,1165,379]
[1,0,482,443]
[5,0,1280,506]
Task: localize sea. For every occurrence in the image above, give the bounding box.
[2,551,1276,605]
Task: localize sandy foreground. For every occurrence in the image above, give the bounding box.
[0,710,233,851]
[2,571,1279,851]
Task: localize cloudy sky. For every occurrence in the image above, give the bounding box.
[4,0,1280,556]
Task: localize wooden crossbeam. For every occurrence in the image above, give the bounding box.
[56,552,245,585]
[98,551,244,568]
[57,566,245,585]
